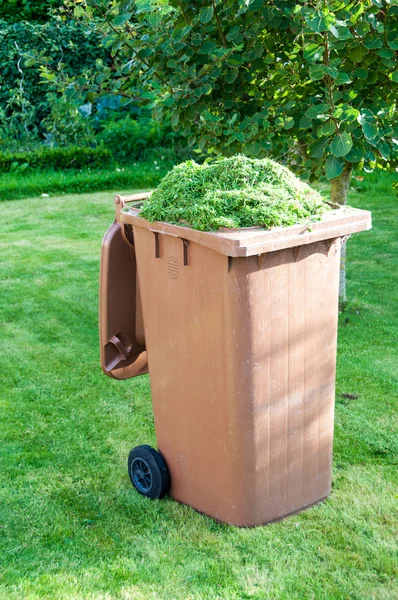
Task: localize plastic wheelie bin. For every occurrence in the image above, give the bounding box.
[99,192,371,526]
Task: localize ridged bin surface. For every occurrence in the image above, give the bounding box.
[133,228,339,526]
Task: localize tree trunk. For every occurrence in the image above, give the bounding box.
[330,162,353,306]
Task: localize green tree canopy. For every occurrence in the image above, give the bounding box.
[55,0,398,187]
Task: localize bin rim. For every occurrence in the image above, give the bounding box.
[118,194,371,258]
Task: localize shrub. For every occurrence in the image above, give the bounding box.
[97,116,193,163]
[0,18,108,137]
[98,117,168,161]
[41,94,96,148]
[0,146,112,172]
[0,1,63,23]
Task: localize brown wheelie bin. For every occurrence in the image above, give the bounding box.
[99,192,371,526]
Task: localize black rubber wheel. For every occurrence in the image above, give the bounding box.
[127,445,169,499]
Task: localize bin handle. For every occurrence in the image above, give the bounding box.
[115,192,153,222]
[109,335,131,361]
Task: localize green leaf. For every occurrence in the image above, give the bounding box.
[199,6,214,23]
[243,142,261,156]
[356,21,370,37]
[363,121,380,141]
[360,108,375,120]
[147,10,162,28]
[227,54,244,66]
[309,138,329,159]
[172,25,190,41]
[73,5,85,18]
[329,23,339,38]
[202,83,212,95]
[325,155,344,179]
[303,44,323,63]
[309,65,325,81]
[283,117,295,130]
[352,67,368,79]
[358,113,380,142]
[305,11,329,33]
[334,71,352,85]
[375,140,390,160]
[345,143,366,163]
[377,47,394,59]
[226,26,242,42]
[330,132,353,157]
[112,12,132,26]
[367,71,378,84]
[299,116,312,129]
[390,72,398,82]
[364,37,383,49]
[387,36,398,50]
[324,66,339,78]
[225,70,238,84]
[199,40,217,54]
[319,120,336,136]
[135,0,152,11]
[184,106,196,121]
[305,103,330,119]
[171,111,179,126]
[341,107,360,122]
[348,46,368,63]
[336,26,353,40]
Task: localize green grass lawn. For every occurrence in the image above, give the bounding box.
[0,179,397,600]
[0,162,169,202]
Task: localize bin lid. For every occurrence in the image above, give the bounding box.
[120,200,371,258]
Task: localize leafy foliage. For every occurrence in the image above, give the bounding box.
[138,155,330,231]
[0,146,112,173]
[0,18,109,141]
[58,0,398,187]
[40,93,96,148]
[97,116,185,161]
[0,0,63,23]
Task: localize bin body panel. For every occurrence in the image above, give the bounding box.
[133,225,340,526]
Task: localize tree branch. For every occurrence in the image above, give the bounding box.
[212,0,227,47]
[86,0,171,89]
[177,0,191,25]
[323,31,339,134]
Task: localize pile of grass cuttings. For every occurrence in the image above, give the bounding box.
[139,155,331,231]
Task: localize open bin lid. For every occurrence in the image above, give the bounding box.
[99,219,148,380]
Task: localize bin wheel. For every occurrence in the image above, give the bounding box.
[127,445,169,499]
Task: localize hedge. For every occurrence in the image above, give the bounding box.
[0,146,113,172]
[0,1,63,23]
[0,19,109,132]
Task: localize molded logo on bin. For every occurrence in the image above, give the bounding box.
[167,256,180,280]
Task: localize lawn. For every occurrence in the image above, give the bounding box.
[0,177,397,600]
[0,163,167,202]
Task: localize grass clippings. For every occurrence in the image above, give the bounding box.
[139,155,331,231]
